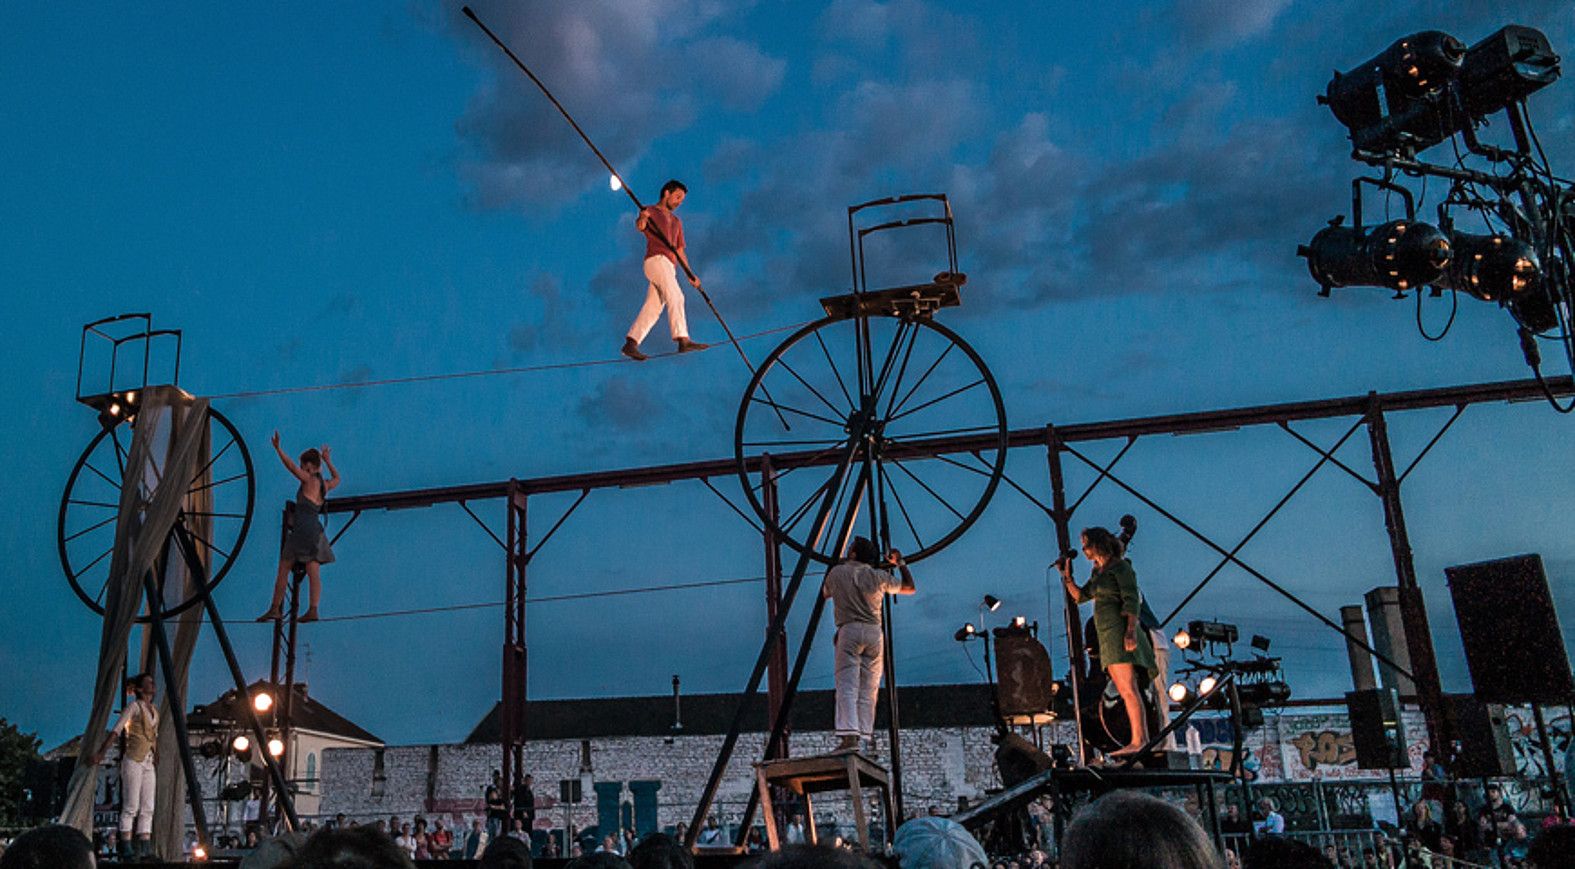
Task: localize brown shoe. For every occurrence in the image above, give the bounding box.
[622,338,648,361]
[835,735,860,753]
[676,337,709,353]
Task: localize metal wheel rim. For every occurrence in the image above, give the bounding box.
[734,313,1008,566]
[57,406,255,619]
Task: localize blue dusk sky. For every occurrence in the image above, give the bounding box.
[2,1,1573,749]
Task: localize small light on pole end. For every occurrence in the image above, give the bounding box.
[610,174,622,192]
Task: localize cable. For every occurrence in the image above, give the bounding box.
[231,571,830,625]
[1414,287,1457,342]
[208,321,809,400]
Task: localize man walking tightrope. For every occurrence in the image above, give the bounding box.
[622,180,708,361]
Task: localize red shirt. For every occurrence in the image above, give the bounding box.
[642,206,684,265]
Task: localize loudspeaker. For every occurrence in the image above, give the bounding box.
[993,732,1053,787]
[994,631,1054,717]
[1347,688,1408,770]
[1446,554,1575,704]
[1442,693,1517,778]
[21,758,70,821]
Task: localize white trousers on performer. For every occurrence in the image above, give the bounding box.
[1150,628,1177,750]
[834,622,885,740]
[627,256,689,343]
[120,755,156,836]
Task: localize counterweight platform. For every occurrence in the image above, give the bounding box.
[818,272,965,319]
[756,751,895,852]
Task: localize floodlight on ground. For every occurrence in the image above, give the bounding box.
[1299,218,1452,294]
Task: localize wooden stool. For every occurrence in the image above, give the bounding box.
[755,751,894,852]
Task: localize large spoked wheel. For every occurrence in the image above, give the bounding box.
[735,314,1008,566]
[58,406,255,619]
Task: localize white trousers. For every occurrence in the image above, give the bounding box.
[627,256,689,343]
[834,622,885,739]
[120,755,156,836]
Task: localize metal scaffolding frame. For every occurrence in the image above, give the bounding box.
[257,374,1571,828]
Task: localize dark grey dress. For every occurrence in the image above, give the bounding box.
[282,480,335,565]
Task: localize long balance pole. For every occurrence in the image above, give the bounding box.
[460,7,789,430]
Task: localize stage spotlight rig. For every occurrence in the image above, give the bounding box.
[1301,21,1575,413]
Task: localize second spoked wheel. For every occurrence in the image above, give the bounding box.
[735,313,1007,566]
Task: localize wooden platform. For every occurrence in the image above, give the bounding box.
[818,274,965,320]
[755,750,894,851]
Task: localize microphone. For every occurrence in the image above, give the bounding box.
[1052,548,1077,568]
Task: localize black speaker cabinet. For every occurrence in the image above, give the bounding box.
[1442,693,1517,778]
[1446,554,1575,704]
[1347,688,1409,770]
[994,630,1055,717]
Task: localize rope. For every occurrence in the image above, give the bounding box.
[209,321,808,400]
[233,569,830,626]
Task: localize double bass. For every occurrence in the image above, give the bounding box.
[1069,516,1163,754]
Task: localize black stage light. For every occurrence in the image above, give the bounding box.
[1458,25,1561,119]
[1300,218,1452,294]
[1321,31,1466,153]
[1238,680,1293,706]
[954,623,976,642]
[1250,634,1272,653]
[1511,281,1562,334]
[1185,620,1239,646]
[982,595,1002,612]
[198,740,224,760]
[1435,232,1540,301]
[220,781,254,802]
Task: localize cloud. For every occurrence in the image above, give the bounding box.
[577,375,662,432]
[506,272,575,355]
[1163,0,1292,50]
[449,1,778,210]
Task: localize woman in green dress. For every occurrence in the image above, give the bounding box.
[1059,526,1156,757]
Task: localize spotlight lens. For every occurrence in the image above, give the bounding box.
[253,692,274,713]
[1012,616,1026,628]
[194,845,208,861]
[1168,683,1189,703]
[267,738,285,757]
[1200,676,1219,694]
[1173,630,1191,650]
[232,735,250,753]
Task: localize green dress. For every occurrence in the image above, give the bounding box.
[1072,558,1156,672]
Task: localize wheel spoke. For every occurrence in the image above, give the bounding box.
[74,545,115,583]
[749,396,846,428]
[780,477,835,537]
[926,452,995,478]
[189,471,248,495]
[869,320,914,407]
[83,462,122,491]
[181,510,248,520]
[881,323,923,419]
[189,434,238,488]
[887,456,967,521]
[814,328,856,411]
[184,525,233,562]
[64,513,118,544]
[889,343,956,419]
[774,356,852,420]
[110,427,128,477]
[68,498,121,509]
[887,378,985,424]
[884,423,1001,444]
[879,462,925,553]
[751,440,849,494]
